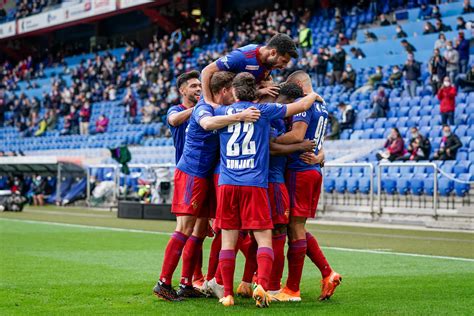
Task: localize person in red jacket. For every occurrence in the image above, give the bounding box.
[437,76,457,125]
[376,128,406,161]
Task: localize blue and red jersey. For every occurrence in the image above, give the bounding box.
[216,44,272,83]
[215,101,287,188]
[176,99,219,178]
[287,102,328,173]
[167,104,189,164]
[269,119,287,184]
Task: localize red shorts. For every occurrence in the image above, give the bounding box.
[285,169,322,219]
[207,173,219,219]
[172,169,210,218]
[215,185,273,230]
[268,182,290,226]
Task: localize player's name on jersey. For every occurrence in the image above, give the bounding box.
[226,158,255,169]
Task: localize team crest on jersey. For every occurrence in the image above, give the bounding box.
[192,200,199,209]
[284,209,290,219]
[245,65,259,71]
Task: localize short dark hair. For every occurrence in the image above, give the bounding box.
[232,73,257,101]
[279,82,303,100]
[210,71,235,95]
[176,70,200,89]
[267,33,298,59]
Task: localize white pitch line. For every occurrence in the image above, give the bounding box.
[1,218,474,263]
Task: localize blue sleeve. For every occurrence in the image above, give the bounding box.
[261,103,287,121]
[216,49,245,72]
[195,105,214,123]
[214,106,226,116]
[167,106,180,116]
[292,108,312,125]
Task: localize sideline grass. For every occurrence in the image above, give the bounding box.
[1,215,473,315]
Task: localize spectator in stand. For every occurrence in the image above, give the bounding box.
[457,17,467,30]
[298,24,313,54]
[92,115,109,134]
[388,65,403,88]
[423,22,436,35]
[60,107,79,135]
[364,30,378,42]
[431,5,441,19]
[368,86,389,118]
[401,39,416,54]
[457,64,474,92]
[341,63,357,92]
[123,88,137,124]
[434,33,447,50]
[350,47,366,59]
[329,44,346,85]
[45,109,57,131]
[376,128,405,161]
[444,41,459,83]
[429,48,447,94]
[398,127,431,161]
[356,65,383,93]
[434,125,462,160]
[34,111,52,137]
[31,175,46,207]
[326,113,340,140]
[315,47,329,86]
[463,0,474,13]
[456,31,470,74]
[437,76,457,126]
[434,18,452,33]
[141,99,157,124]
[333,15,345,35]
[418,4,433,20]
[337,102,356,130]
[79,102,91,135]
[379,14,391,26]
[338,33,349,46]
[402,53,421,98]
[395,25,408,38]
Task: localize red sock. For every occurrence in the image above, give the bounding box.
[206,231,222,281]
[219,249,236,297]
[215,264,223,285]
[285,239,307,292]
[306,232,332,278]
[160,231,189,285]
[192,241,204,281]
[268,233,286,291]
[242,237,258,283]
[238,232,252,257]
[256,247,274,290]
[180,235,204,286]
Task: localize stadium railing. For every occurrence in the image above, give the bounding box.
[378,161,438,218]
[322,162,375,214]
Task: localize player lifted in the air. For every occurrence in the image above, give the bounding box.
[272,71,342,302]
[153,71,260,302]
[201,33,299,105]
[214,72,321,308]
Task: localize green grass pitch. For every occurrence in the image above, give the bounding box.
[0,207,473,315]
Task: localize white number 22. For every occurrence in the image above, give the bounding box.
[226,122,256,157]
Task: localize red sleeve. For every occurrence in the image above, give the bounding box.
[437,88,443,100]
[447,87,457,97]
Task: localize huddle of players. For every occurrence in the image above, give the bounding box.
[152,33,342,308]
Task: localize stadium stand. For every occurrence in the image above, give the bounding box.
[0,0,472,219]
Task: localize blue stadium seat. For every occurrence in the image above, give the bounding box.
[346,178,359,194]
[397,177,411,195]
[382,179,397,195]
[454,174,472,197]
[410,178,424,196]
[438,178,454,196]
[335,178,347,194]
[324,178,335,193]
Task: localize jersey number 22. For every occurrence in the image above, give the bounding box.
[227,122,256,156]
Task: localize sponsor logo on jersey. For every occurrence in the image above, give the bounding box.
[245,65,260,71]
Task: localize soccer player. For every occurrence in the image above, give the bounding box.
[214,73,321,308]
[153,71,260,301]
[167,70,201,164]
[201,33,298,106]
[235,83,317,298]
[166,70,205,287]
[272,71,342,302]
